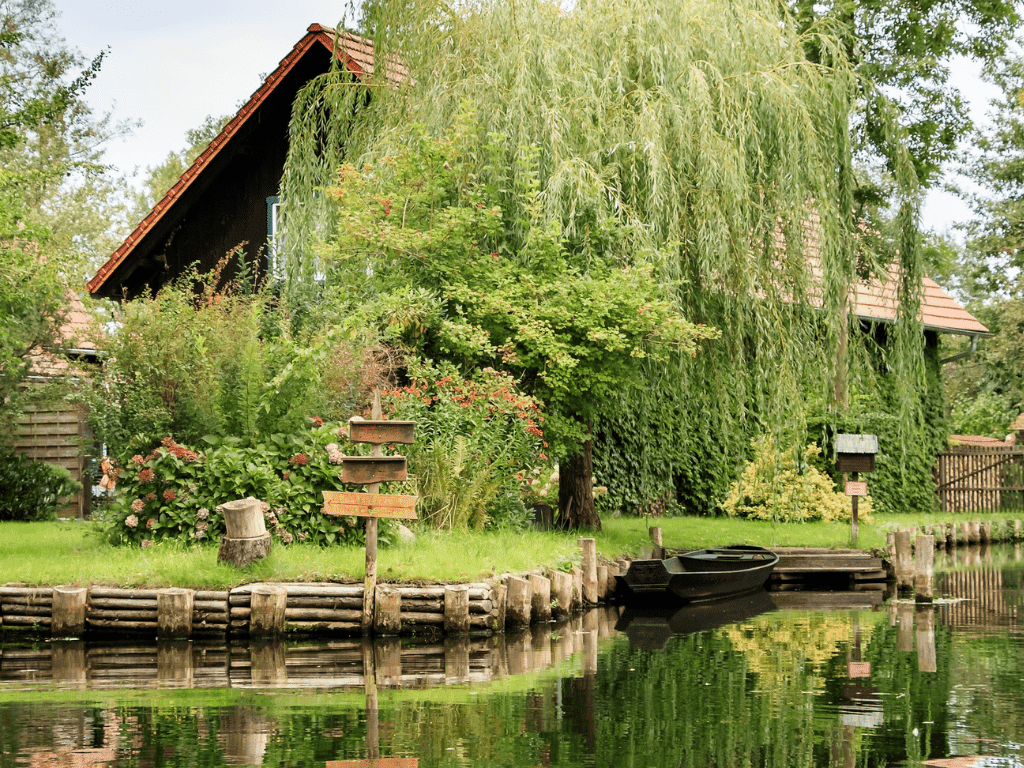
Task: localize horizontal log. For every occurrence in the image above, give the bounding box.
[193,600,228,612]
[87,619,158,630]
[89,609,157,621]
[90,588,161,599]
[0,587,52,598]
[285,608,363,621]
[231,584,363,598]
[1,596,52,607]
[1,604,51,616]
[398,598,494,614]
[229,594,251,606]
[194,591,229,602]
[2,614,51,625]
[90,598,158,610]
[392,586,489,599]
[286,620,362,632]
[283,596,363,610]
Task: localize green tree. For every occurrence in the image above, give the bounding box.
[282,0,930,522]
[323,128,717,528]
[791,0,1020,191]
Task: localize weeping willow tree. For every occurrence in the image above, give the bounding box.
[280,0,929,523]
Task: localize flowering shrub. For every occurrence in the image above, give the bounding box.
[382,360,545,529]
[102,426,396,548]
[721,435,873,523]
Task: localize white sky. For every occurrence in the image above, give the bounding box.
[53,0,997,240]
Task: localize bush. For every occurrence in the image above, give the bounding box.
[101,426,396,548]
[85,263,369,464]
[721,435,872,523]
[382,360,545,530]
[0,453,82,521]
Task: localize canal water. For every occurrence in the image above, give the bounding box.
[1,546,1022,768]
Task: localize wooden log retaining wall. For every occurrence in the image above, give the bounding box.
[1,541,625,640]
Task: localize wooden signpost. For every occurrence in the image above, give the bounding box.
[836,434,878,546]
[322,393,417,633]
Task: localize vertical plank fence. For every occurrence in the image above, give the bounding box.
[935,445,1024,514]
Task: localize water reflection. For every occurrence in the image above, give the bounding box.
[2,558,1023,767]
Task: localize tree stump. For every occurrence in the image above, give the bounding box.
[250,584,287,636]
[444,585,470,634]
[217,497,272,568]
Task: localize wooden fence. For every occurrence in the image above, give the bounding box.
[935,445,1024,514]
[12,404,92,518]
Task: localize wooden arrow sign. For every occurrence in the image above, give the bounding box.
[349,419,416,445]
[341,456,408,484]
[323,491,418,520]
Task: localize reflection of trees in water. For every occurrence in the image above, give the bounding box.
[4,597,1024,767]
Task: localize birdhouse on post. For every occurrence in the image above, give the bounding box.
[835,433,878,546]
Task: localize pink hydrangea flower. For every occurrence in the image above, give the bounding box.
[141,539,153,549]
[130,498,144,513]
[125,514,139,528]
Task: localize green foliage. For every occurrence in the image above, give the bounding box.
[0,452,81,521]
[86,264,368,463]
[100,428,390,548]
[382,360,543,530]
[721,434,872,523]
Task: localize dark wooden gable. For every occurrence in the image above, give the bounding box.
[88,26,372,299]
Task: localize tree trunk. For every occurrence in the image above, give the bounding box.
[558,439,601,531]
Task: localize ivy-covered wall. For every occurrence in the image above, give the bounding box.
[594,329,948,517]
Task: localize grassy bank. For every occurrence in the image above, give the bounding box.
[1,512,1017,589]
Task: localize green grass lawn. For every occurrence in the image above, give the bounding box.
[1,511,1019,589]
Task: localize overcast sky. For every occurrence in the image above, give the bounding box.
[53,0,996,240]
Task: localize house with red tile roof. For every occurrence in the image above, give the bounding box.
[88,24,988,351]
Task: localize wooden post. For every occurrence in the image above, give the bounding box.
[529,573,552,622]
[157,588,194,637]
[650,526,663,558]
[850,471,859,545]
[51,586,87,636]
[596,565,609,601]
[488,582,507,632]
[947,522,957,548]
[1015,520,1022,541]
[549,570,573,619]
[505,575,532,627]
[363,391,383,634]
[579,538,598,605]
[894,530,913,593]
[981,520,993,543]
[914,534,934,602]
[51,641,86,685]
[571,567,583,610]
[960,521,972,544]
[250,584,287,636]
[374,585,401,635]
[444,585,470,634]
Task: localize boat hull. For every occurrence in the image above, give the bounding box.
[616,545,778,604]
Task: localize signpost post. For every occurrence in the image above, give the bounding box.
[323,391,417,633]
[835,434,878,546]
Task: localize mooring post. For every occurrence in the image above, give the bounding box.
[894,529,914,593]
[649,527,663,558]
[579,537,598,605]
[914,534,934,602]
[249,584,287,636]
[981,520,993,544]
[444,585,470,634]
[529,573,552,622]
[549,569,573,619]
[51,586,87,636]
[505,575,532,627]
[947,522,957,548]
[374,585,401,635]
[157,588,194,638]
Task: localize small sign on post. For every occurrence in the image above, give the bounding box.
[836,434,878,546]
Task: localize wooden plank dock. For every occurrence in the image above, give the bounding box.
[768,548,889,590]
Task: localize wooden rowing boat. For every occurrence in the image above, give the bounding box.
[616,545,778,604]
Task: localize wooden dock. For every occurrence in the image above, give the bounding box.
[768,548,888,591]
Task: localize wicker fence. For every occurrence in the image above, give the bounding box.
[935,445,1024,514]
